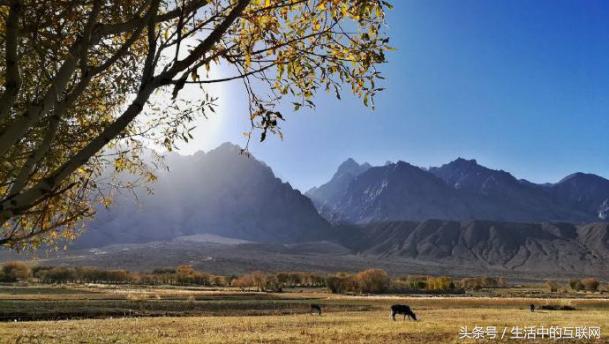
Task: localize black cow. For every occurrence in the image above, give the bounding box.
[390,304,417,321]
[310,304,322,316]
[530,304,535,312]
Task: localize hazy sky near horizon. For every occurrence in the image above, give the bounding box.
[176,0,609,192]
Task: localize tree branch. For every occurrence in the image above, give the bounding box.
[159,0,251,83]
[184,62,276,84]
[141,0,161,87]
[0,0,102,157]
[97,0,210,37]
[0,0,252,222]
[7,115,60,198]
[0,0,22,124]
[0,205,90,248]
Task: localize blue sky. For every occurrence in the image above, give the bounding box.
[179,0,609,191]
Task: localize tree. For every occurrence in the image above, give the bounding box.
[249,271,268,291]
[354,268,389,294]
[0,0,391,249]
[39,267,77,283]
[426,276,453,291]
[325,275,350,294]
[0,260,30,281]
[176,264,195,284]
[544,280,559,293]
[581,278,600,292]
[569,279,584,291]
[231,271,277,291]
[232,274,253,290]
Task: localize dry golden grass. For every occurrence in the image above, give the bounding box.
[1,287,608,343]
[1,308,608,343]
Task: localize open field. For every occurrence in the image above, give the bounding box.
[0,285,608,343]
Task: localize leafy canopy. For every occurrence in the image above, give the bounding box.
[0,0,391,249]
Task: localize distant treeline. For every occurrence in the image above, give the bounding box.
[0,261,519,295]
[325,271,508,294]
[0,262,324,288]
[544,278,602,292]
[0,263,232,286]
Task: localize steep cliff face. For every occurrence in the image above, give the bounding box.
[325,161,469,223]
[76,143,331,248]
[306,158,371,222]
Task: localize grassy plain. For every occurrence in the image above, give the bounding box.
[0,285,608,343]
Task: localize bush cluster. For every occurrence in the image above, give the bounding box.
[459,276,507,290]
[569,278,600,291]
[232,271,325,291]
[325,269,391,294]
[0,261,31,282]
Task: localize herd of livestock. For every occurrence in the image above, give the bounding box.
[310,303,573,320]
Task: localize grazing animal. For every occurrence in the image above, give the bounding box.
[540,305,576,311]
[310,304,322,316]
[390,304,417,321]
[530,304,535,312]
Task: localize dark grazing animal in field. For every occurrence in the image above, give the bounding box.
[390,304,417,321]
[540,305,576,311]
[530,304,535,312]
[310,304,322,316]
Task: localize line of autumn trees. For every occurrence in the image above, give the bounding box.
[544,278,602,293]
[1,261,519,294]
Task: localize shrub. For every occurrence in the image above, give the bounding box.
[544,280,559,293]
[212,275,225,287]
[581,278,600,292]
[325,270,391,294]
[427,276,453,291]
[264,275,280,292]
[231,272,279,291]
[354,269,390,294]
[412,279,427,290]
[176,265,196,284]
[569,279,584,291]
[459,276,507,290]
[232,274,253,290]
[152,268,176,274]
[325,275,351,294]
[1,261,31,282]
[40,267,76,283]
[275,272,324,288]
[252,271,268,291]
[32,266,53,278]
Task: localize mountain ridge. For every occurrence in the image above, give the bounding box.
[308,157,609,224]
[77,143,331,248]
[331,220,609,277]
[4,143,609,280]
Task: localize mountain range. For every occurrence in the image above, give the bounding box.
[44,143,609,279]
[334,220,609,277]
[306,157,609,224]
